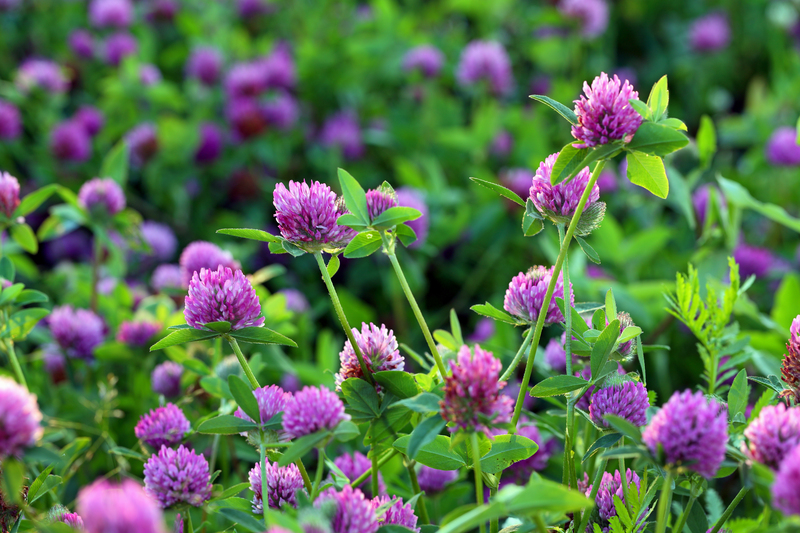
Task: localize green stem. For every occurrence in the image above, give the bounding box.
[311,447,326,500]
[710,486,749,533]
[406,462,430,525]
[534,514,548,533]
[90,234,102,313]
[3,339,26,388]
[186,509,194,533]
[490,486,499,533]
[560,223,578,491]
[352,449,398,488]
[619,449,631,515]
[260,443,269,528]
[314,252,373,384]
[226,336,260,389]
[655,471,674,533]
[371,449,380,498]
[673,482,698,533]
[511,160,606,429]
[499,327,534,382]
[577,458,607,533]
[379,232,447,378]
[296,460,313,493]
[471,432,486,533]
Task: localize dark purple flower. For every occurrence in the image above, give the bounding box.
[335,323,404,391]
[140,64,162,86]
[262,91,299,130]
[77,479,166,533]
[689,12,731,53]
[544,335,567,372]
[69,30,95,59]
[179,241,240,287]
[184,266,264,330]
[773,444,800,515]
[467,318,495,343]
[226,97,267,140]
[584,469,640,529]
[319,111,364,160]
[315,486,378,533]
[273,180,357,253]
[0,100,21,140]
[441,345,513,436]
[642,389,727,478]
[743,403,800,469]
[74,106,104,137]
[504,265,573,325]
[249,460,304,512]
[195,123,223,164]
[126,123,158,166]
[490,130,513,157]
[558,0,609,38]
[48,505,84,529]
[49,305,104,360]
[237,0,273,16]
[135,403,191,449]
[42,344,66,383]
[402,45,445,78]
[117,320,161,346]
[186,47,223,86]
[17,59,68,94]
[103,32,138,66]
[733,242,774,279]
[234,384,291,440]
[416,466,458,493]
[372,495,419,533]
[152,264,183,292]
[456,40,512,95]
[144,445,212,508]
[89,0,133,28]
[140,221,177,261]
[282,385,350,439]
[50,121,92,163]
[44,230,92,264]
[151,361,183,397]
[491,416,553,477]
[260,45,296,91]
[395,188,429,248]
[279,288,309,313]
[693,183,726,227]
[78,178,126,215]
[224,62,266,99]
[146,0,178,22]
[590,380,649,427]
[333,451,385,498]
[572,73,642,149]
[0,376,43,457]
[765,127,800,167]
[0,172,20,218]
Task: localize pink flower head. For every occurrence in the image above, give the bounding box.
[184,266,264,330]
[504,265,573,325]
[134,403,191,449]
[0,172,20,218]
[689,12,731,53]
[179,241,240,287]
[402,45,445,78]
[0,376,43,457]
[335,323,404,391]
[78,178,126,216]
[772,444,800,515]
[49,305,105,360]
[571,72,642,149]
[77,479,166,533]
[248,460,304,512]
[456,40,512,95]
[282,386,350,439]
[372,495,419,533]
[314,486,378,533]
[144,445,211,508]
[744,403,800,469]
[333,451,385,498]
[558,0,609,38]
[590,380,650,428]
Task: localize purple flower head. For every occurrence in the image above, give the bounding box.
[544,335,567,372]
[17,59,68,94]
[335,323,403,391]
[69,30,95,59]
[467,318,495,344]
[273,180,357,253]
[134,403,191,449]
[234,384,292,441]
[152,264,183,292]
[319,111,365,160]
[140,221,177,261]
[0,100,22,140]
[612,312,637,360]
[151,361,183,397]
[315,486,379,533]
[249,461,304,513]
[0,376,43,457]
[642,389,728,478]
[456,40,512,95]
[42,344,66,382]
[765,127,800,167]
[237,0,273,16]
[395,188,428,248]
[279,288,310,313]
[402,46,445,78]
[743,403,800,469]
[372,496,419,532]
[146,0,178,22]
[441,345,513,436]
[50,121,92,163]
[504,265,573,325]
[184,266,264,330]
[416,466,458,493]
[773,444,800,515]
[733,242,773,279]
[585,469,641,527]
[77,479,166,533]
[572,73,642,149]
[491,416,553,478]
[224,62,266,99]
[0,172,20,218]
[74,106,104,137]
[262,91,299,131]
[590,379,649,428]
[49,305,104,360]
[260,45,296,91]
[48,505,84,529]
[195,123,223,163]
[365,186,398,222]
[490,130,513,157]
[187,47,223,86]
[282,385,350,439]
[782,317,800,404]
[596,168,618,194]
[140,64,162,86]
[500,168,532,200]
[144,445,211,508]
[126,123,158,166]
[78,178,126,216]
[558,0,609,38]
[333,451,385,498]
[226,97,267,140]
[117,320,161,346]
[89,0,133,28]
[690,12,731,53]
[179,241,240,287]
[103,32,138,66]
[529,152,604,233]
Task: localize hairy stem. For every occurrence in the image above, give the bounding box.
[511,160,606,429]
[499,326,534,382]
[471,432,486,533]
[710,486,749,533]
[406,462,430,525]
[351,449,398,488]
[490,486,499,533]
[371,449,380,498]
[655,471,674,533]
[314,252,373,384]
[226,336,260,389]
[260,443,269,528]
[673,483,698,533]
[296,459,313,493]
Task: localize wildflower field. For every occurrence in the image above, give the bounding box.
[2,1,800,532]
